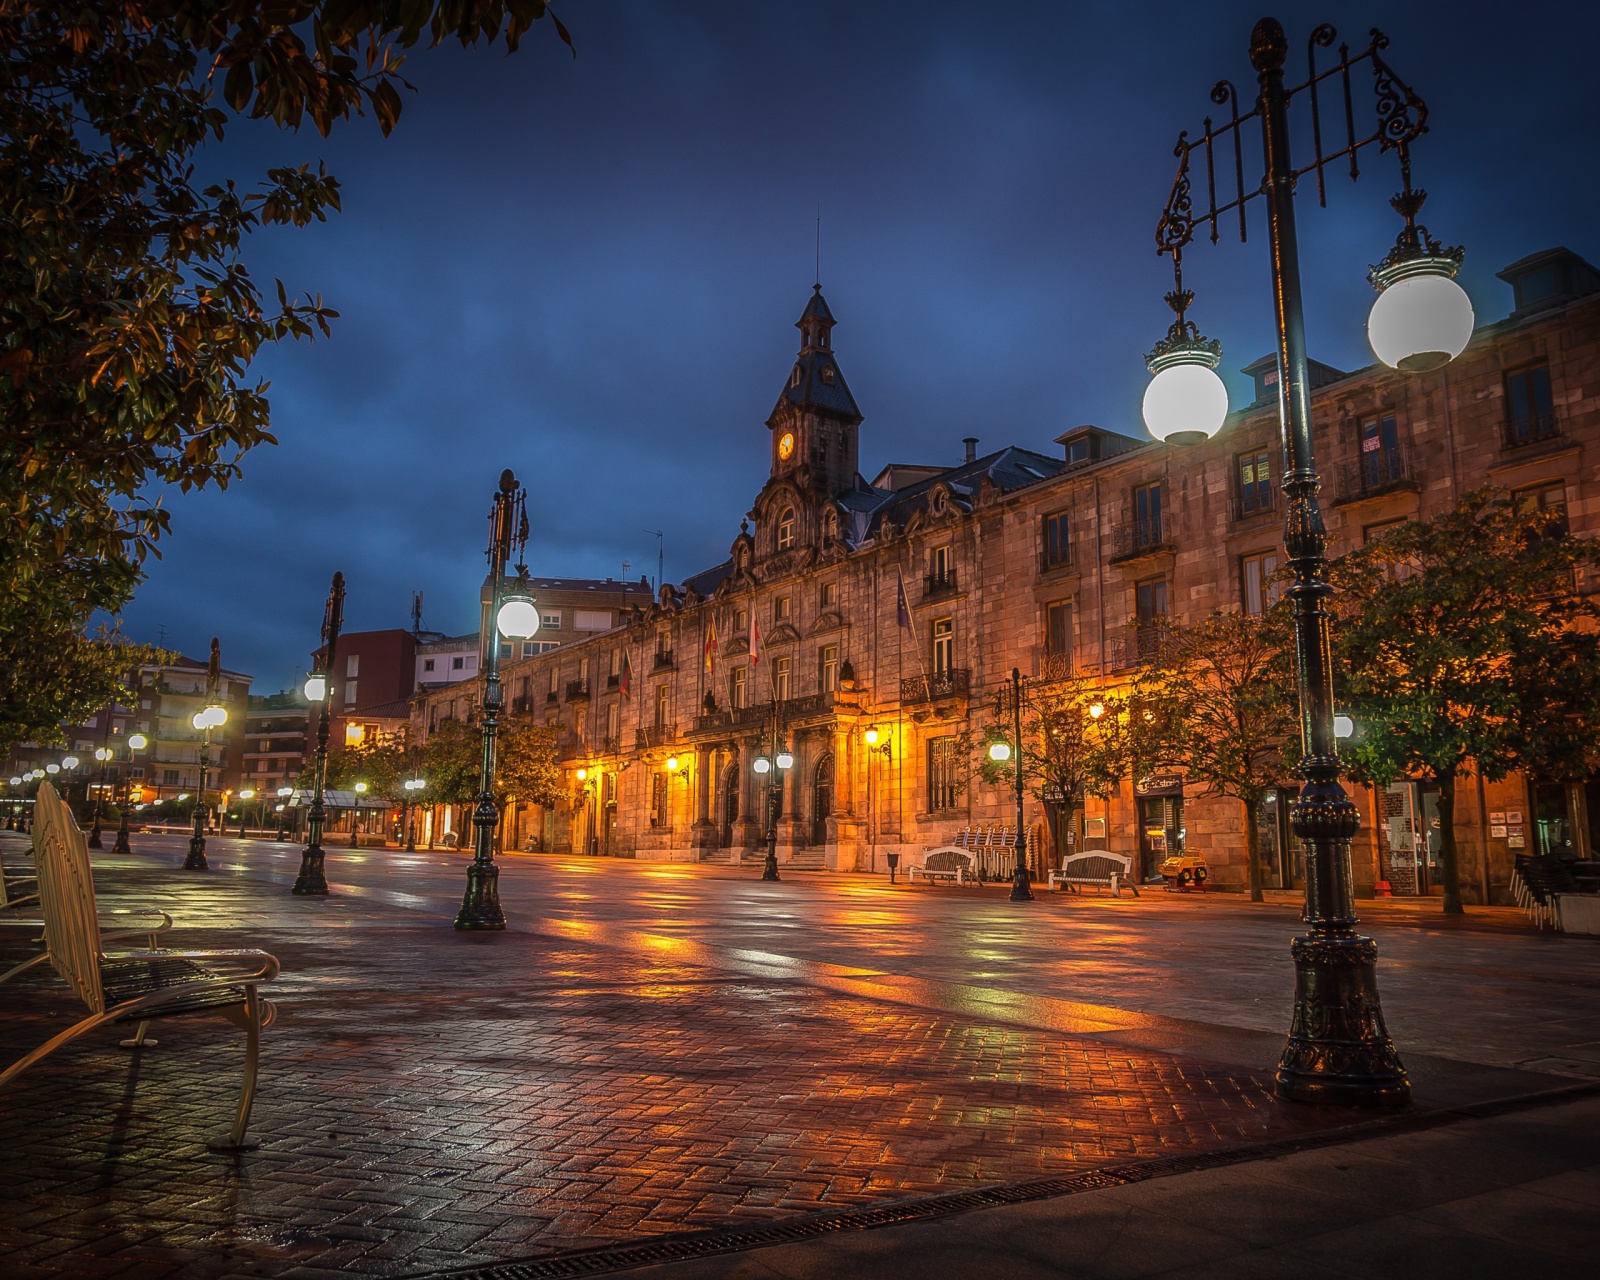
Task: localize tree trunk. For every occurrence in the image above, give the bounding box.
[1436,769,1465,915]
[1242,796,1264,903]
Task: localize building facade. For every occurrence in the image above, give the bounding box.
[130,654,253,803]
[241,690,311,796]
[411,250,1600,902]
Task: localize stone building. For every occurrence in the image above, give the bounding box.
[412,248,1600,902]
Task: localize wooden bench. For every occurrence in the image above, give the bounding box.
[1049,851,1139,898]
[908,848,975,885]
[1,838,38,910]
[0,783,280,1151]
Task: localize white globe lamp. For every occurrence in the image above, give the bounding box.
[496,594,540,641]
[304,674,328,702]
[989,741,1012,763]
[1367,259,1473,372]
[1142,287,1228,445]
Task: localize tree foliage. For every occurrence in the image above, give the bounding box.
[974,670,1128,856]
[1,2,569,742]
[0,617,167,755]
[1131,609,1299,901]
[418,718,481,806]
[319,732,408,798]
[1330,487,1600,912]
[497,722,563,809]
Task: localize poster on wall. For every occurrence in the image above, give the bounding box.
[1490,825,1508,839]
[1506,810,1524,824]
[1490,811,1506,824]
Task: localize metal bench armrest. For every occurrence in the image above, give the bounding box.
[113,949,281,985]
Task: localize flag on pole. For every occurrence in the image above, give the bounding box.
[620,648,633,699]
[896,568,911,629]
[704,615,718,674]
[750,607,761,668]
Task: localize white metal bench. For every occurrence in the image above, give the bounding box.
[908,848,975,885]
[0,783,280,1151]
[1049,851,1139,898]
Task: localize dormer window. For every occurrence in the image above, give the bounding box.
[821,366,835,384]
[776,506,796,550]
[823,509,839,542]
[790,365,803,388]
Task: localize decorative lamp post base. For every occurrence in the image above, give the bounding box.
[455,861,506,930]
[1276,933,1411,1106]
[292,844,329,895]
[183,833,209,871]
[1009,866,1034,902]
[761,851,781,882]
[88,822,103,849]
[112,826,131,857]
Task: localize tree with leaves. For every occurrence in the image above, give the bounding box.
[974,670,1129,865]
[1,3,570,742]
[497,723,563,810]
[1132,609,1299,902]
[1330,487,1600,913]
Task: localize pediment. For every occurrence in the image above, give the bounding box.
[809,611,847,636]
[725,635,750,656]
[766,622,802,646]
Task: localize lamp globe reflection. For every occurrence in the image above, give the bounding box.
[1367,263,1474,372]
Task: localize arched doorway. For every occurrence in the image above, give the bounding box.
[811,753,833,848]
[720,762,740,847]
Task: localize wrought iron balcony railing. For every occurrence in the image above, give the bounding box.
[1110,627,1168,670]
[1109,516,1173,561]
[1227,491,1276,522]
[923,569,958,598]
[1333,445,1418,504]
[1038,546,1074,574]
[652,650,675,671]
[901,668,970,705]
[1504,411,1562,450]
[564,680,589,702]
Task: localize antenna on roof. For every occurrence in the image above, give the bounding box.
[411,591,425,635]
[157,623,168,648]
[643,529,664,595]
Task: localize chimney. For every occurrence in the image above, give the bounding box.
[962,436,978,463]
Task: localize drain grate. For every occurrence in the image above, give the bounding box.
[416,1079,1600,1280]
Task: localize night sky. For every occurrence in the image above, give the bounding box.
[119,1,1600,692]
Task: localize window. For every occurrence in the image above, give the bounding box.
[928,738,960,813]
[1044,601,1072,657]
[1237,448,1273,514]
[1363,519,1406,544]
[819,582,837,611]
[730,667,747,710]
[735,607,749,634]
[344,681,357,705]
[549,667,559,694]
[609,649,620,676]
[930,544,952,583]
[500,643,512,660]
[1360,414,1402,488]
[451,656,465,671]
[574,610,612,631]
[932,618,954,674]
[541,612,561,629]
[654,683,670,728]
[1134,482,1163,541]
[1066,437,1090,466]
[773,655,792,700]
[1505,363,1556,446]
[1135,578,1169,628]
[789,365,802,388]
[606,702,619,741]
[522,642,536,658]
[1042,511,1071,569]
[579,656,590,683]
[775,595,792,621]
[824,509,840,542]
[820,366,835,384]
[819,644,839,692]
[776,507,796,550]
[1515,482,1569,535]
[1242,552,1280,616]
[346,655,359,677]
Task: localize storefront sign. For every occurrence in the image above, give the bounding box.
[1506,810,1524,824]
[1490,810,1506,824]
[1490,825,1508,839]
[1135,773,1184,798]
[1509,835,1526,849]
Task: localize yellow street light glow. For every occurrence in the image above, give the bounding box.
[46,764,60,774]
[1089,701,1105,719]
[666,756,680,772]
[61,756,79,769]
[988,741,1012,762]
[94,747,112,761]
[576,767,588,781]
[354,781,368,793]
[127,733,148,749]
[863,727,879,746]
[239,789,256,799]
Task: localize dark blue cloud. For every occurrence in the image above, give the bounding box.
[119,0,1600,689]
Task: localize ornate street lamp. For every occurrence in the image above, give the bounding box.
[351,781,367,847]
[403,774,425,851]
[456,469,539,930]
[115,730,148,856]
[294,571,345,894]
[88,739,113,848]
[1000,669,1033,902]
[1145,18,1467,1107]
[238,789,255,837]
[276,785,294,841]
[184,639,226,871]
[753,703,792,884]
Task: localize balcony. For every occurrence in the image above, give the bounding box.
[923,569,958,599]
[545,690,558,704]
[564,680,590,703]
[636,723,677,749]
[1038,547,1074,574]
[1040,650,1073,683]
[1110,627,1168,670]
[1109,517,1173,563]
[510,694,535,714]
[1227,492,1276,523]
[1503,411,1562,451]
[599,735,621,755]
[606,673,621,690]
[690,692,835,736]
[901,668,970,705]
[1333,446,1418,505]
[652,650,675,671]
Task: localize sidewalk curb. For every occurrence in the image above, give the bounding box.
[414,1078,1600,1280]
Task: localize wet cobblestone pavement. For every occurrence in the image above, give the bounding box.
[0,840,1375,1279]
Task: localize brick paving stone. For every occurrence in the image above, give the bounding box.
[0,853,1366,1278]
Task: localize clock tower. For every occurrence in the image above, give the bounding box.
[766,285,862,498]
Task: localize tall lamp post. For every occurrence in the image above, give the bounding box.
[456,469,540,931]
[1144,19,1473,1106]
[184,639,227,872]
[293,571,345,895]
[404,772,425,851]
[752,704,792,883]
[987,669,1034,901]
[114,673,149,855]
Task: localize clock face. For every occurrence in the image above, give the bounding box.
[777,431,796,460]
